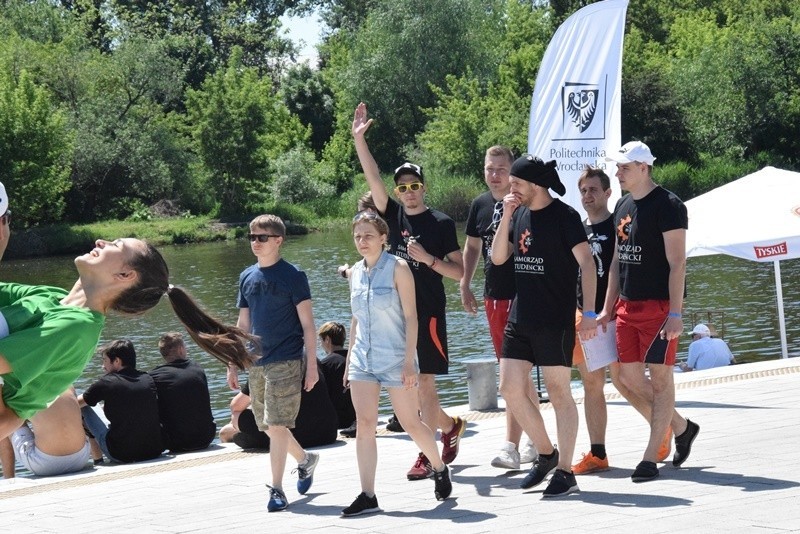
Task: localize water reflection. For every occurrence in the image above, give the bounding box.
[2,228,798,423]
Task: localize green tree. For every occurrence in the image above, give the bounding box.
[280,63,335,156]
[186,49,309,216]
[325,0,503,176]
[0,69,71,227]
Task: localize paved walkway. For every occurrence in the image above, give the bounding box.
[2,358,799,533]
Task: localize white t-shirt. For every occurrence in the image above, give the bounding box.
[687,337,734,370]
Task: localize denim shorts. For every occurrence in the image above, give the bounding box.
[348,357,419,388]
[249,360,303,429]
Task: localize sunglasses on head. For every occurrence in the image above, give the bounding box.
[394,182,424,194]
[352,210,380,223]
[0,209,10,226]
[248,233,281,243]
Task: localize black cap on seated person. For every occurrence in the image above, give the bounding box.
[393,162,424,183]
[510,155,566,196]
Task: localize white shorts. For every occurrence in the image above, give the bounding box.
[11,425,91,477]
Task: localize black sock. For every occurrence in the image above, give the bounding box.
[590,444,607,460]
[541,450,557,459]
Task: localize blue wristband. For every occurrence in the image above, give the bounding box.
[668,312,682,318]
[582,311,598,319]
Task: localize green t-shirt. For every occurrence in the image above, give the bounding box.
[0,282,105,420]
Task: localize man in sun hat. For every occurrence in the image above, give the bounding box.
[599,140,699,483]
[491,154,598,498]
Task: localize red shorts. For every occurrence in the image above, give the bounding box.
[615,299,678,365]
[484,297,512,360]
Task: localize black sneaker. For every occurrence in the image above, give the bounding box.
[631,460,659,482]
[433,465,452,501]
[520,449,559,489]
[341,492,382,517]
[542,469,579,497]
[672,419,700,467]
[385,414,405,432]
[339,421,357,438]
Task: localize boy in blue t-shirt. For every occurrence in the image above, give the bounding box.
[228,214,320,512]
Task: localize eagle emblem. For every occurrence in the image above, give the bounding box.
[566,89,598,133]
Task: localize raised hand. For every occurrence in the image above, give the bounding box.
[352,102,374,138]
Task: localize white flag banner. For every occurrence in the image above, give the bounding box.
[528,0,629,217]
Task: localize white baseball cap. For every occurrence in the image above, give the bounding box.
[691,324,711,337]
[0,182,7,217]
[605,141,656,165]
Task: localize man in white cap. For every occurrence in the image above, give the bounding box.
[600,141,699,483]
[680,324,734,371]
[491,154,598,497]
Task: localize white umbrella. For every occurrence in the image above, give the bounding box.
[685,166,800,358]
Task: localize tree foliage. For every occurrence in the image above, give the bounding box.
[186,49,309,216]
[0,69,71,227]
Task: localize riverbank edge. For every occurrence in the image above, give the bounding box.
[3,217,317,260]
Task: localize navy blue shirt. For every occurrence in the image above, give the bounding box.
[237,259,311,365]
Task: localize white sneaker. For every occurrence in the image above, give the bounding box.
[520,440,538,464]
[491,441,520,469]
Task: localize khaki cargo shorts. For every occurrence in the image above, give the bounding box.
[248,359,303,430]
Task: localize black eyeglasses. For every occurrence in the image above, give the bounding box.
[0,209,10,226]
[394,182,423,194]
[248,233,281,243]
[353,210,380,223]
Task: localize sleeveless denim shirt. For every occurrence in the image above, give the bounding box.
[349,250,413,373]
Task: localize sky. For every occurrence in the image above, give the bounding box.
[280,12,324,65]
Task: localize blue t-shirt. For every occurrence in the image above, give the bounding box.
[236,259,312,366]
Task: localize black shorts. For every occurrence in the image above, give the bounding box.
[418,314,449,375]
[501,322,575,367]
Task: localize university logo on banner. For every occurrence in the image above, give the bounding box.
[528,0,629,217]
[560,81,606,140]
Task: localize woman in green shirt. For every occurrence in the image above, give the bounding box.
[0,238,254,441]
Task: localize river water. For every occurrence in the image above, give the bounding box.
[3,227,798,424]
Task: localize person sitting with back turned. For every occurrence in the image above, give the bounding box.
[219,375,338,451]
[1,388,90,478]
[679,324,734,372]
[318,321,357,436]
[78,339,165,464]
[150,332,216,452]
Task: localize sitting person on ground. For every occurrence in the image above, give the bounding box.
[318,321,356,436]
[1,388,90,478]
[679,324,735,372]
[219,373,338,451]
[78,339,165,464]
[150,332,216,452]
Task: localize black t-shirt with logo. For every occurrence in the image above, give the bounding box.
[383,197,461,318]
[577,215,615,313]
[507,199,587,329]
[465,191,516,300]
[613,186,688,301]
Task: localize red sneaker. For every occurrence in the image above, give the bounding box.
[441,416,466,464]
[407,452,433,480]
[657,428,673,463]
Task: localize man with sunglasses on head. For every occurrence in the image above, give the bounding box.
[461,146,538,470]
[352,103,466,480]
